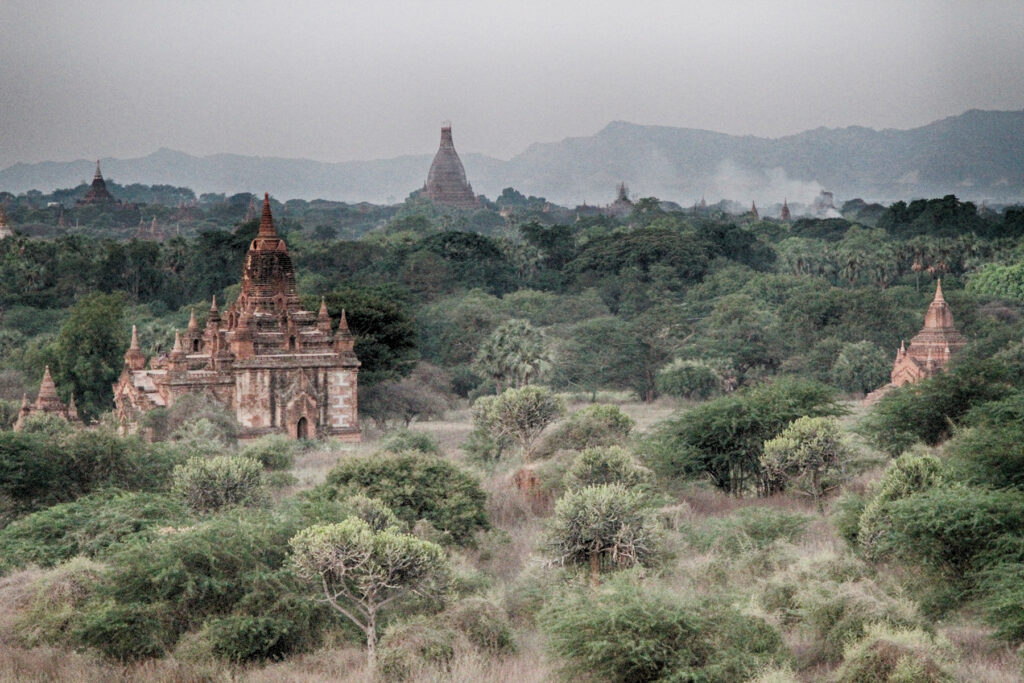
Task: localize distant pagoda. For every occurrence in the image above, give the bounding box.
[780,198,791,221]
[423,124,478,208]
[14,366,80,430]
[77,160,117,205]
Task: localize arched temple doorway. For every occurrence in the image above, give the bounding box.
[296,416,309,440]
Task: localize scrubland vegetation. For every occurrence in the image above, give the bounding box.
[3,191,1024,680]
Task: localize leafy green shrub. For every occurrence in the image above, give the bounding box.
[644,378,841,494]
[833,624,956,683]
[540,576,785,683]
[444,597,515,653]
[472,385,565,460]
[563,446,651,491]
[239,434,297,471]
[873,486,1024,577]
[320,452,488,544]
[536,403,634,459]
[69,600,176,661]
[945,423,1024,492]
[15,557,105,647]
[340,494,405,532]
[858,450,946,555]
[656,359,721,399]
[172,455,267,512]
[0,490,188,570]
[795,579,925,663]
[547,484,662,584]
[860,358,1012,456]
[976,560,1024,641]
[760,416,852,508]
[378,616,457,681]
[380,429,442,455]
[831,491,867,546]
[203,614,305,663]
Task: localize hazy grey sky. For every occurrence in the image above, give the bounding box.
[2,0,1023,169]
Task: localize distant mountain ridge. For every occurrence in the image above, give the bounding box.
[2,110,1022,206]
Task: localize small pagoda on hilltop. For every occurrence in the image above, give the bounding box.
[113,194,361,441]
[423,123,478,208]
[77,161,118,205]
[865,280,967,402]
[14,366,80,431]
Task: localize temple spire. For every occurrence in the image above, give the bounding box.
[36,366,59,406]
[934,279,944,303]
[258,193,277,238]
[130,325,140,349]
[188,309,198,331]
[94,160,103,181]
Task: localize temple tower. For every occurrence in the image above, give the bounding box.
[0,204,12,239]
[423,124,478,208]
[890,279,967,386]
[780,198,791,221]
[77,161,116,205]
[13,366,80,430]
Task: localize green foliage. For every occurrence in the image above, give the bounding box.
[832,491,868,546]
[563,446,651,491]
[0,490,188,571]
[540,576,785,683]
[761,416,852,507]
[69,600,176,661]
[378,616,457,680]
[472,318,550,389]
[321,452,488,543]
[238,434,297,471]
[945,422,1024,492]
[379,429,441,455]
[858,450,947,553]
[472,385,565,460]
[678,507,812,556]
[966,261,1024,301]
[15,556,106,647]
[645,378,841,494]
[203,614,311,663]
[833,624,956,683]
[830,341,891,394]
[41,291,127,419]
[546,484,662,580]
[290,519,450,662]
[976,560,1024,641]
[445,597,515,654]
[536,403,634,459]
[656,359,721,399]
[872,486,1024,577]
[340,494,405,532]
[172,455,267,513]
[861,358,1013,456]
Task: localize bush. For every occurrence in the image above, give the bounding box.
[831,491,867,547]
[472,385,565,460]
[378,616,457,681]
[679,507,812,556]
[340,494,405,532]
[760,416,852,508]
[834,624,956,683]
[204,614,305,663]
[239,435,297,471]
[656,359,721,399]
[0,490,188,570]
[858,449,946,554]
[536,403,634,459]
[945,423,1024,492]
[69,600,176,661]
[380,429,442,455]
[320,452,488,544]
[644,378,841,494]
[976,560,1024,641]
[172,455,267,513]
[445,597,515,653]
[15,557,105,647]
[547,484,662,583]
[563,446,651,491]
[540,575,785,683]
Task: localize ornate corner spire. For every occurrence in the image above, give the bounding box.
[188,309,198,331]
[171,330,183,354]
[130,325,140,349]
[318,296,329,318]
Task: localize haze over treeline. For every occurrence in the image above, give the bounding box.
[2,109,1023,206]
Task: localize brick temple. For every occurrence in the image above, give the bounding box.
[113,194,361,441]
[423,123,478,208]
[866,280,967,402]
[14,366,80,431]
[77,161,118,205]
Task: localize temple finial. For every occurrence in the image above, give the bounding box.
[210,295,218,312]
[188,309,198,331]
[319,296,329,318]
[258,192,277,238]
[94,160,102,180]
[934,279,944,302]
[172,330,183,353]
[130,324,140,349]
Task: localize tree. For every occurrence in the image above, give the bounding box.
[563,447,651,491]
[829,341,890,394]
[172,455,267,513]
[472,385,564,460]
[48,291,128,419]
[760,416,852,511]
[546,483,662,586]
[290,519,449,667]
[645,379,841,495]
[472,318,550,391]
